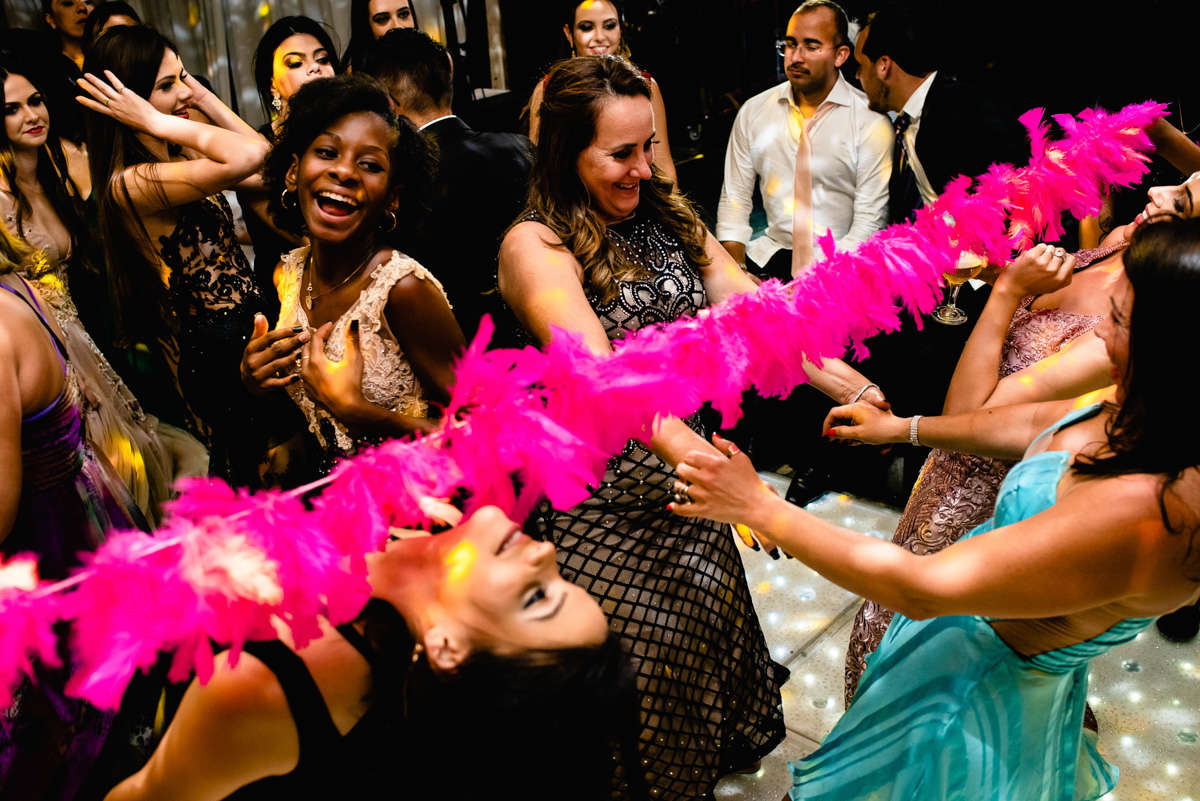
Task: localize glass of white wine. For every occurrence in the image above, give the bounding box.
[933,251,987,325]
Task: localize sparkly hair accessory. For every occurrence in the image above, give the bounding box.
[0,101,1168,709]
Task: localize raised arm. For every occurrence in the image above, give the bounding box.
[822,392,1111,459]
[714,106,756,268]
[985,332,1114,408]
[675,436,1179,621]
[943,244,1076,414]
[1148,119,1200,177]
[105,652,299,801]
[77,71,268,214]
[499,220,721,466]
[647,78,677,185]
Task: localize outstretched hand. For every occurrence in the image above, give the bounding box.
[75,70,163,135]
[822,402,908,445]
[670,433,780,535]
[300,319,366,422]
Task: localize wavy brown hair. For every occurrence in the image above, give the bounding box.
[527,55,707,305]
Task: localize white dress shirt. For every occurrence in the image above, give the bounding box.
[899,71,938,207]
[716,73,893,267]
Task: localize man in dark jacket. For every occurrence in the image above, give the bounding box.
[360,28,533,347]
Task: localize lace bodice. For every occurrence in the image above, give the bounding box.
[0,189,72,267]
[276,246,447,454]
[159,194,263,332]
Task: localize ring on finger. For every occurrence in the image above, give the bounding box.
[1053,247,1066,258]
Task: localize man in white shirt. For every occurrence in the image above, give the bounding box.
[716,0,892,282]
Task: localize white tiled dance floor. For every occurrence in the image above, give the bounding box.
[714,481,1199,801]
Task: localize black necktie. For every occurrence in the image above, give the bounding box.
[889,112,919,224]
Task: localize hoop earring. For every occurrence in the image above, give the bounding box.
[280,187,296,209]
[379,209,398,232]
[271,90,283,113]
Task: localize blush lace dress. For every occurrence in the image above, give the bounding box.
[275,245,447,463]
[843,243,1123,705]
[521,214,787,800]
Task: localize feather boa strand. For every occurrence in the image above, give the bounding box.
[0,101,1166,709]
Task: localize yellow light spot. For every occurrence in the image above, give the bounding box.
[756,581,772,593]
[188,2,200,26]
[257,2,271,18]
[1074,386,1116,409]
[444,540,478,585]
[1018,375,1034,387]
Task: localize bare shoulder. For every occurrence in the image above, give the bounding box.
[501,218,561,251]
[198,650,292,722]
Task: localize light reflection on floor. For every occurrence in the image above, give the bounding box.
[714,481,1199,801]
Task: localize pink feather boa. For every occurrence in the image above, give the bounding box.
[0,101,1166,710]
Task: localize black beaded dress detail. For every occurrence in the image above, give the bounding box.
[527,214,787,800]
[157,194,298,483]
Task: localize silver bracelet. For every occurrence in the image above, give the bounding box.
[850,382,880,404]
[909,415,922,446]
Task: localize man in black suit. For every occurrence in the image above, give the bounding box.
[360,29,533,347]
[821,6,1027,499]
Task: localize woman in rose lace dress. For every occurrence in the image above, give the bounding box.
[843,172,1200,704]
[240,75,464,471]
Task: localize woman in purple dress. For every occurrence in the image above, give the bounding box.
[0,226,143,800]
[844,172,1200,704]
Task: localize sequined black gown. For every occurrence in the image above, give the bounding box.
[156,195,301,484]
[525,215,787,800]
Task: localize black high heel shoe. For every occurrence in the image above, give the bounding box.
[1155,599,1200,643]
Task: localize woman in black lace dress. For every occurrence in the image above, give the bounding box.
[80,25,297,484]
[499,55,882,800]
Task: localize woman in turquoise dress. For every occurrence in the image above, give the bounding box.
[670,215,1200,800]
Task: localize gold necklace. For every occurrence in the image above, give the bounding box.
[304,250,375,310]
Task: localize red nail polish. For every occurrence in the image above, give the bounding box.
[825,429,837,437]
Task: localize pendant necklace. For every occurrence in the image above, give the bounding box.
[305,249,375,311]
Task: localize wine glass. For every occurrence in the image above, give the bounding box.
[933,251,987,325]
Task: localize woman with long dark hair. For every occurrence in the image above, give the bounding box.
[674,217,1200,799]
[241,74,464,469]
[842,171,1200,697]
[104,505,639,801]
[79,25,285,484]
[240,16,340,312]
[341,0,418,72]
[0,56,184,521]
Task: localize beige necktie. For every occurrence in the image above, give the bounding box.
[791,113,814,278]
